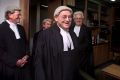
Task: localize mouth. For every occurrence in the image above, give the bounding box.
[65,22,70,26]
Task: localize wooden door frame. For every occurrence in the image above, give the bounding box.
[20,0,29,39]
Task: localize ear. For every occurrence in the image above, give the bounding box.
[54,16,58,22]
[8,13,13,18]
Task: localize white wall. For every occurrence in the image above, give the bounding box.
[0,0,20,23]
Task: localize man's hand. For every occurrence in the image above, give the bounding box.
[16,55,29,67]
[22,55,29,61]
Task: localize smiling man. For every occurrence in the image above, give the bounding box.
[34,6,81,80]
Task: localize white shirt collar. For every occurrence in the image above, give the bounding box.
[74,25,81,37]
[59,26,74,51]
[6,20,21,39]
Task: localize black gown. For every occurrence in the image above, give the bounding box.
[70,24,94,77]
[34,23,81,80]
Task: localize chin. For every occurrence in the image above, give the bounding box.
[64,26,70,29]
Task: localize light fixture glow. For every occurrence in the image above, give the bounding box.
[41,5,48,8]
[111,0,116,1]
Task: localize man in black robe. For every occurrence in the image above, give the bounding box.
[31,18,53,79]
[0,6,31,80]
[34,6,81,80]
[71,11,94,77]
[32,18,53,56]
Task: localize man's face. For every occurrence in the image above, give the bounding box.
[54,10,72,30]
[74,14,83,26]
[43,21,52,29]
[9,11,21,23]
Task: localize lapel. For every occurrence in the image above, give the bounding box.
[79,26,84,38]
[17,24,24,39]
[69,30,78,49]
[3,21,17,40]
[52,23,63,52]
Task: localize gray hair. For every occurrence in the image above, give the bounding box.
[73,11,84,19]
[5,6,21,19]
[42,18,52,25]
[54,6,73,17]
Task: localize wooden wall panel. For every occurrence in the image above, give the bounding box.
[94,44,109,66]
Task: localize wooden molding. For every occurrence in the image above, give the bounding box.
[20,0,29,39]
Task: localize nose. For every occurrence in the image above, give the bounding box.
[66,17,71,21]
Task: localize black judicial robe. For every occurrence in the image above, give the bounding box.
[0,21,31,80]
[31,29,43,80]
[71,24,94,77]
[35,23,81,80]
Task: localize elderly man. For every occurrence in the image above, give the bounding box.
[34,6,81,80]
[32,18,53,55]
[71,11,94,77]
[42,18,53,30]
[31,18,53,79]
[0,6,31,80]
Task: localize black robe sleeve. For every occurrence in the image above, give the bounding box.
[34,31,46,80]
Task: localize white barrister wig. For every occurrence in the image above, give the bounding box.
[54,6,73,17]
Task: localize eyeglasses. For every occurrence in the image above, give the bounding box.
[74,18,83,20]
